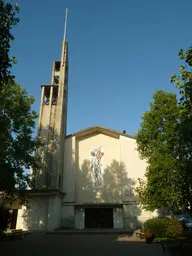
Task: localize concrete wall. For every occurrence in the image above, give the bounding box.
[35,104,51,188]
[75,207,84,229]
[39,105,50,129]
[63,136,76,201]
[16,195,62,231]
[113,208,123,228]
[47,195,61,231]
[60,205,74,229]
[16,197,49,231]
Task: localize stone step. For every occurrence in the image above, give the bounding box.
[47,228,133,235]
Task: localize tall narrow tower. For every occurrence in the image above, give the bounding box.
[34,18,69,191]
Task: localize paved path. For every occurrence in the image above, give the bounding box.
[1,234,169,256]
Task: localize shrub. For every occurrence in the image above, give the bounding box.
[144,217,183,238]
[144,218,169,238]
[166,218,183,238]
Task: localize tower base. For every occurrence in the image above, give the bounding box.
[16,190,64,231]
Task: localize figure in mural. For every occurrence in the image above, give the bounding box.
[90,147,104,188]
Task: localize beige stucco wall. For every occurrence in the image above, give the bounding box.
[76,133,121,204]
[63,131,153,229]
[63,132,149,205]
[119,135,154,227]
[119,135,147,187]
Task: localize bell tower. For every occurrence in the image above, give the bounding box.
[33,11,69,191]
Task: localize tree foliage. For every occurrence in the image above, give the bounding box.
[136,91,181,211]
[170,46,192,211]
[0,1,41,202]
[0,0,19,83]
[136,46,192,213]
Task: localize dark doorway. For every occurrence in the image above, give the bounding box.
[11,210,18,229]
[0,208,18,230]
[85,208,113,228]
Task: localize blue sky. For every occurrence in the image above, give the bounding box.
[11,0,192,136]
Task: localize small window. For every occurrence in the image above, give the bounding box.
[54,75,60,85]
[55,61,60,72]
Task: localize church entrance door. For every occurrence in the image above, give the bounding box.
[84,208,113,228]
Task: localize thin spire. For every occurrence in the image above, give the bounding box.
[63,8,69,42]
[62,8,70,66]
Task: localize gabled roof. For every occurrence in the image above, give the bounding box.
[65,125,134,140]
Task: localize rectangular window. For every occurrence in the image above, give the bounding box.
[55,61,60,72]
[54,75,60,85]
[43,86,51,105]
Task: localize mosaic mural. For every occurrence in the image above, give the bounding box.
[89,147,104,188]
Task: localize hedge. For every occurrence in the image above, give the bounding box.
[143,217,183,238]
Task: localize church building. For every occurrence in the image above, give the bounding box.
[14,34,156,232]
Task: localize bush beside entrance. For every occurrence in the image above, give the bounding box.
[143,217,183,238]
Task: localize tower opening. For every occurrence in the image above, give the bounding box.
[43,86,51,105]
[54,75,60,85]
[52,86,58,105]
[55,61,61,72]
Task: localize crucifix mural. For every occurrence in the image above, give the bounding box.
[89,147,104,188]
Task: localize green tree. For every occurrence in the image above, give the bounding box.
[135,90,182,211]
[0,1,40,203]
[136,47,192,214]
[0,0,19,83]
[170,46,192,212]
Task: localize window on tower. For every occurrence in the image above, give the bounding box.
[43,86,50,105]
[52,86,58,105]
[55,61,60,72]
[54,75,60,85]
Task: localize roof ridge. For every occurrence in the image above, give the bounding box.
[65,126,134,139]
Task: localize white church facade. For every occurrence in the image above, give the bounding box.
[61,126,155,230]
[13,38,156,231]
[16,126,155,231]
